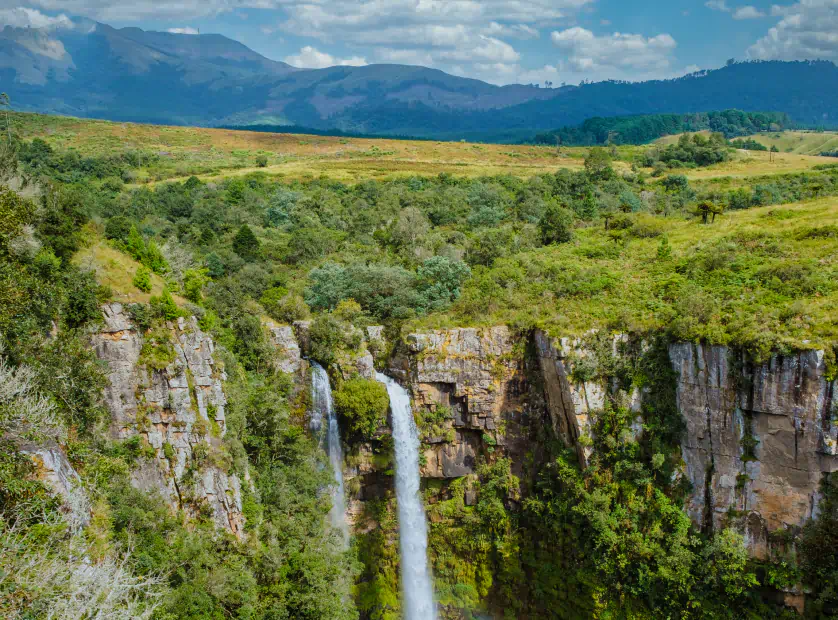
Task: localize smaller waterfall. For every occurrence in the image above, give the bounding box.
[375,372,437,620]
[311,362,349,545]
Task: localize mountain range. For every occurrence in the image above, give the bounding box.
[2,16,838,142]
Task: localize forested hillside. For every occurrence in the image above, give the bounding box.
[2,114,838,619]
[531,110,792,146]
[1,13,838,141]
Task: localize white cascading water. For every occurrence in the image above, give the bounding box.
[310,362,349,545]
[375,372,437,620]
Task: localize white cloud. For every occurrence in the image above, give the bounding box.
[550,27,677,78]
[0,6,73,29]
[483,21,539,39]
[167,26,200,35]
[273,0,590,83]
[748,0,838,60]
[705,0,732,12]
[284,45,367,69]
[733,5,767,18]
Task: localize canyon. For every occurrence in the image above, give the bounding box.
[28,308,837,614]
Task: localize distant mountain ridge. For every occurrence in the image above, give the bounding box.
[1,16,837,141]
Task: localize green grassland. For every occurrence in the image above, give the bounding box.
[11,112,837,359]
[415,198,838,357]
[740,130,838,155]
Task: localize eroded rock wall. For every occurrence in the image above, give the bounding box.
[94,303,244,537]
[672,343,838,557]
[391,327,530,478]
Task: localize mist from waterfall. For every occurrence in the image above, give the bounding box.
[375,372,437,620]
[310,362,349,546]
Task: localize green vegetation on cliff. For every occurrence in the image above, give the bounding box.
[2,114,838,619]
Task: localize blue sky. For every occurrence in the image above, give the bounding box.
[1,1,835,85]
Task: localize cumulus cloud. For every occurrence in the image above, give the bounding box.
[733,5,766,18]
[550,27,677,77]
[483,21,540,39]
[0,6,73,29]
[273,0,590,82]
[167,26,199,35]
[705,0,731,12]
[748,0,838,60]
[284,46,367,69]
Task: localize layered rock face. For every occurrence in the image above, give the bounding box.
[94,303,244,536]
[392,327,529,478]
[22,442,90,530]
[673,343,838,557]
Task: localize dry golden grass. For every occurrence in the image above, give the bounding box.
[12,112,586,182]
[72,240,187,306]
[12,111,830,184]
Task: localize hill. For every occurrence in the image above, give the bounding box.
[736,131,838,155]
[2,17,838,140]
[530,110,793,146]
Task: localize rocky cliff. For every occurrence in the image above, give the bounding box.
[94,303,244,537]
[672,343,838,558]
[390,326,530,479]
[270,321,838,571]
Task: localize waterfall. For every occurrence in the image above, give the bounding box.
[375,372,437,620]
[310,362,349,545]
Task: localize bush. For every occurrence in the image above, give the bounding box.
[539,204,575,245]
[127,303,153,331]
[133,266,152,293]
[256,155,268,168]
[333,378,390,441]
[150,287,182,321]
[64,269,106,328]
[105,216,132,241]
[232,224,260,261]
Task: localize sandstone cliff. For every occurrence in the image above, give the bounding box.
[672,343,838,558]
[94,303,244,537]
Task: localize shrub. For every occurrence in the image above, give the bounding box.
[232,224,260,261]
[105,216,132,241]
[133,266,152,293]
[127,303,153,331]
[183,268,209,304]
[150,287,182,321]
[64,269,106,328]
[539,204,575,245]
[333,378,390,441]
[256,155,268,168]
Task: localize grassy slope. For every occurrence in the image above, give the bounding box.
[11,112,830,185]
[73,237,187,305]
[411,198,838,353]
[22,112,836,353]
[739,131,838,155]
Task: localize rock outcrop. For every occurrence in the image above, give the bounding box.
[22,442,90,530]
[392,327,529,478]
[94,303,244,537]
[269,324,302,375]
[672,343,838,557]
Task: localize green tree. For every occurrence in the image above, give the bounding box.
[539,203,575,245]
[584,147,614,181]
[133,265,152,293]
[333,378,390,441]
[232,224,260,261]
[183,268,209,304]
